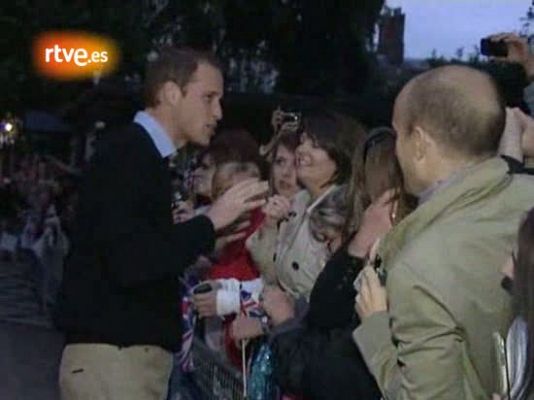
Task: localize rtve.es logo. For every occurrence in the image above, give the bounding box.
[45,44,109,66]
[33,31,120,80]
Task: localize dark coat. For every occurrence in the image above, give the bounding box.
[271,249,381,400]
[55,123,215,351]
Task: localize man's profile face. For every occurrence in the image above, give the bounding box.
[178,63,223,147]
[392,94,423,196]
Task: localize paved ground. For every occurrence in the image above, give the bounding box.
[0,259,64,400]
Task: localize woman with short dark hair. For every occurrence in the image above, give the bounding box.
[247,110,365,298]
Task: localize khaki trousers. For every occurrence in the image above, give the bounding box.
[59,343,173,400]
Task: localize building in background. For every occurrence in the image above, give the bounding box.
[378,7,405,66]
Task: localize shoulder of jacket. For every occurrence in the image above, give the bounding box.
[100,123,156,159]
[510,173,534,192]
[387,227,457,280]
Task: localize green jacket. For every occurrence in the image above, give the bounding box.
[353,158,534,399]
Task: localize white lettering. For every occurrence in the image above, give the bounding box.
[44,46,109,66]
[45,48,53,63]
[62,48,75,63]
[74,48,88,66]
[91,51,100,63]
[54,44,63,62]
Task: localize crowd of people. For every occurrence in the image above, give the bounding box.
[0,154,79,314]
[183,34,534,400]
[1,31,530,400]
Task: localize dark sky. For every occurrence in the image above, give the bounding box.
[387,0,530,59]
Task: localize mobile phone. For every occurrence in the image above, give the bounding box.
[373,255,387,286]
[480,38,508,57]
[353,254,387,292]
[193,282,213,295]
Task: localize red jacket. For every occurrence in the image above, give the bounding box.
[207,208,264,281]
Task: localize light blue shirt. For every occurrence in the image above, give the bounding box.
[133,111,176,158]
[417,161,483,205]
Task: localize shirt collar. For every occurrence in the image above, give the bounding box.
[133,111,176,158]
[417,180,444,205]
[417,162,479,205]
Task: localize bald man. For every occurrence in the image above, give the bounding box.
[352,66,534,399]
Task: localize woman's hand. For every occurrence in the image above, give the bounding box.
[230,315,263,341]
[355,266,388,320]
[261,286,295,326]
[262,195,291,229]
[348,190,396,258]
[271,107,283,133]
[192,289,218,318]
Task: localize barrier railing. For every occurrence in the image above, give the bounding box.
[191,338,245,400]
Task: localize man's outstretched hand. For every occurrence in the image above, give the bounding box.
[205,178,268,231]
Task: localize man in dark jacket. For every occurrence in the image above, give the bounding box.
[56,48,267,400]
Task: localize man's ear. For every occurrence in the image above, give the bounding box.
[160,81,183,106]
[413,125,433,161]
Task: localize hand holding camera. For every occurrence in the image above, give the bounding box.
[482,33,534,80]
[271,107,301,134]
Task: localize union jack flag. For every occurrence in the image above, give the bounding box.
[239,288,265,319]
[177,272,199,372]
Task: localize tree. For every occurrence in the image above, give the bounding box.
[2,0,386,112]
[269,0,384,95]
[149,0,385,95]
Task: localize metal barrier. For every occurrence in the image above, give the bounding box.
[191,338,245,400]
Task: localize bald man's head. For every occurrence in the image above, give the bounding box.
[395,65,505,158]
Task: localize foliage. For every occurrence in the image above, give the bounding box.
[150,0,385,95]
[1,1,385,116]
[0,0,149,112]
